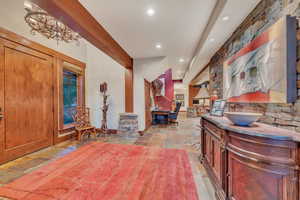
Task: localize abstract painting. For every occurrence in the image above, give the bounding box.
[223,16,297,103]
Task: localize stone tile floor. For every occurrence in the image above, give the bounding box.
[0,113,216,200]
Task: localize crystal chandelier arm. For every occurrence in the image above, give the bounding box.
[24,3,80,44]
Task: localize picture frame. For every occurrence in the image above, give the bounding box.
[223,16,297,104]
[175,94,184,101]
[210,99,227,117]
[175,94,185,107]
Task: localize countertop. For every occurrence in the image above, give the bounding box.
[202,114,300,142]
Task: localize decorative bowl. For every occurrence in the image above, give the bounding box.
[224,112,263,126]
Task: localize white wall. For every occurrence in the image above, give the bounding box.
[133,57,169,131]
[85,42,125,129]
[0,0,86,62]
[0,0,126,130]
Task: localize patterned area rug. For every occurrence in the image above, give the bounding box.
[0,142,198,200]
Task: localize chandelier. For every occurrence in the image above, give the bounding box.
[24,2,80,43]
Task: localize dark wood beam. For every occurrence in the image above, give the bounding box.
[30,0,133,69]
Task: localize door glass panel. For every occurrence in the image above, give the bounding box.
[63,70,78,125]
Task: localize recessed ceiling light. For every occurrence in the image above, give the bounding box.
[156,44,162,49]
[209,38,215,42]
[147,8,155,16]
[179,58,185,63]
[222,16,229,21]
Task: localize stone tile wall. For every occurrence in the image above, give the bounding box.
[209,0,300,132]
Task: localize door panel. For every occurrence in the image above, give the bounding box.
[0,40,54,163]
[212,138,221,182]
[204,131,211,164]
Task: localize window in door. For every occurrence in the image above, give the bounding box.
[63,70,78,125]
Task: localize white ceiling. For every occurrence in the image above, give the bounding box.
[184,0,261,84]
[79,0,260,81]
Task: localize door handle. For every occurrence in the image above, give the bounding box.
[0,108,3,120]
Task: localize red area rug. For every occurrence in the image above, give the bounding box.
[0,142,199,200]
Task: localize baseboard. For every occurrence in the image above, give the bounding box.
[107,129,118,134]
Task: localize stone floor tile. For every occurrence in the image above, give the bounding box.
[0,113,216,200]
[0,169,24,184]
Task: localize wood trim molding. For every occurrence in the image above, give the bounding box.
[57,59,86,133]
[0,27,85,67]
[30,0,133,69]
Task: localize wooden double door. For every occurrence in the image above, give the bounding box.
[0,38,54,163]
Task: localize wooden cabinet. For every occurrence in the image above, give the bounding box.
[227,151,298,200]
[201,120,227,200]
[200,116,300,200]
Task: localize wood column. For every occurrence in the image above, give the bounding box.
[125,68,134,112]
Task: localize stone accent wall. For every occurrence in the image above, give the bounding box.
[209,0,300,132]
[227,102,300,131]
[118,113,138,134]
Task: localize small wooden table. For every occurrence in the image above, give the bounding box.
[152,110,170,125]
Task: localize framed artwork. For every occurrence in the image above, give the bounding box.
[211,100,226,117]
[152,77,165,96]
[175,94,185,107]
[175,94,184,100]
[223,16,297,103]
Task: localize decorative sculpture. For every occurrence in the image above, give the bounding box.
[100,82,109,134]
[152,78,164,96]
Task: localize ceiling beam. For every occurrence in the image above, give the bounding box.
[30,0,133,69]
[183,0,227,82]
[190,63,209,85]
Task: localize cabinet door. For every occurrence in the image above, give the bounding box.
[228,152,298,200]
[204,131,211,164]
[211,138,222,182]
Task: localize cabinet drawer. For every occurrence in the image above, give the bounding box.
[228,131,297,163]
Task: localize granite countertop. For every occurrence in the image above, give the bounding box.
[202,114,300,142]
